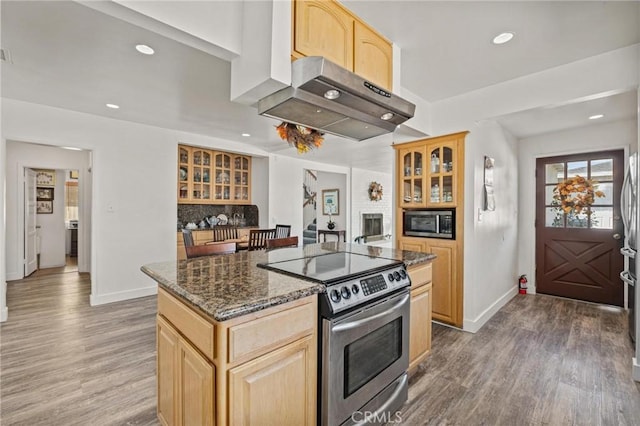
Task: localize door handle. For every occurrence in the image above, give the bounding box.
[613,233,621,240]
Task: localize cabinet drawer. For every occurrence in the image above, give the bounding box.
[158,288,215,361]
[227,301,316,364]
[409,263,432,288]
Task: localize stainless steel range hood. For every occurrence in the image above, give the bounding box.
[258,56,416,141]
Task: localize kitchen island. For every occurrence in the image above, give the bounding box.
[141,242,435,426]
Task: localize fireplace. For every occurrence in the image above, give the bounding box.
[362,213,383,241]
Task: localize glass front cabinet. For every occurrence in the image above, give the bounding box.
[178,145,251,204]
[396,137,462,208]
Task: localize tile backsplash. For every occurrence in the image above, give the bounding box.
[177,204,259,229]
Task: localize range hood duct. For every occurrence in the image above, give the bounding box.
[258,56,416,141]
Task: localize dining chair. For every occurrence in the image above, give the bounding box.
[182,229,195,247]
[248,228,277,251]
[213,226,238,242]
[266,236,299,250]
[275,224,292,238]
[185,241,237,259]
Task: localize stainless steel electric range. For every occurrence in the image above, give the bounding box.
[259,251,411,426]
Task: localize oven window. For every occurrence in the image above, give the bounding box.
[343,318,402,398]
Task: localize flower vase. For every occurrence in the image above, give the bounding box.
[327,221,335,230]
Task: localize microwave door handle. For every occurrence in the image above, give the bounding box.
[436,215,440,234]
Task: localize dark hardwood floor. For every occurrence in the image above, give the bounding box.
[403,295,640,425]
[2,269,639,425]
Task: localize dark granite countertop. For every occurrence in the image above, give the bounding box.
[141,242,435,322]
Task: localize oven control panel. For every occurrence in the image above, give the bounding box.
[323,265,411,315]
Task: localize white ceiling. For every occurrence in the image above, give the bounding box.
[2,1,639,173]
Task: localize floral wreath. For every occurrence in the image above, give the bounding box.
[553,175,604,215]
[276,122,324,154]
[368,181,383,201]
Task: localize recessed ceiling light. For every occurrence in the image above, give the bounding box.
[242,133,251,137]
[61,146,82,151]
[324,89,340,100]
[135,44,155,55]
[492,32,514,45]
[106,103,120,109]
[589,114,604,120]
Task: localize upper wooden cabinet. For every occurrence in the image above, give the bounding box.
[293,0,393,91]
[353,20,393,91]
[394,132,467,208]
[178,144,251,205]
[293,0,353,70]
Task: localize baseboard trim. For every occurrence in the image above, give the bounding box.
[1,305,7,322]
[633,357,640,382]
[90,285,157,306]
[463,285,519,333]
[6,271,22,281]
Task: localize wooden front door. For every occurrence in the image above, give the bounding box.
[536,150,624,306]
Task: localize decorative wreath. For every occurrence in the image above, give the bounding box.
[368,181,383,202]
[276,122,324,154]
[553,175,604,215]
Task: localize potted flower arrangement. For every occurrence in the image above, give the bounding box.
[327,214,336,230]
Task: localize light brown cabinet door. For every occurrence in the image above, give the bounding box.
[228,336,315,426]
[178,339,214,426]
[157,316,179,426]
[354,20,392,90]
[294,0,354,70]
[427,240,459,326]
[409,284,431,371]
[398,239,426,252]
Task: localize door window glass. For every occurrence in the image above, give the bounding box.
[544,158,612,229]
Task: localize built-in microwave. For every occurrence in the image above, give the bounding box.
[403,209,455,239]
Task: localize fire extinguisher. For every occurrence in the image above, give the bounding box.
[518,274,528,294]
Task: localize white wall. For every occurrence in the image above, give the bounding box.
[517,119,637,295]
[35,169,66,268]
[2,99,271,313]
[350,168,393,247]
[268,154,350,240]
[461,122,520,332]
[317,171,348,235]
[6,143,90,278]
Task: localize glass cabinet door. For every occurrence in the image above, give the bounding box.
[400,148,425,206]
[427,144,456,206]
[178,146,190,201]
[215,153,231,201]
[233,155,251,202]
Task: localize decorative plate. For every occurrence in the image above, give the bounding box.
[217,214,228,225]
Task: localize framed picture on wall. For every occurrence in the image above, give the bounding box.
[37,200,53,214]
[322,188,339,215]
[36,187,54,201]
[35,169,56,187]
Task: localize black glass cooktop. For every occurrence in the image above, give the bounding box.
[257,252,401,285]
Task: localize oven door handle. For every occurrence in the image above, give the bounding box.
[333,293,410,332]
